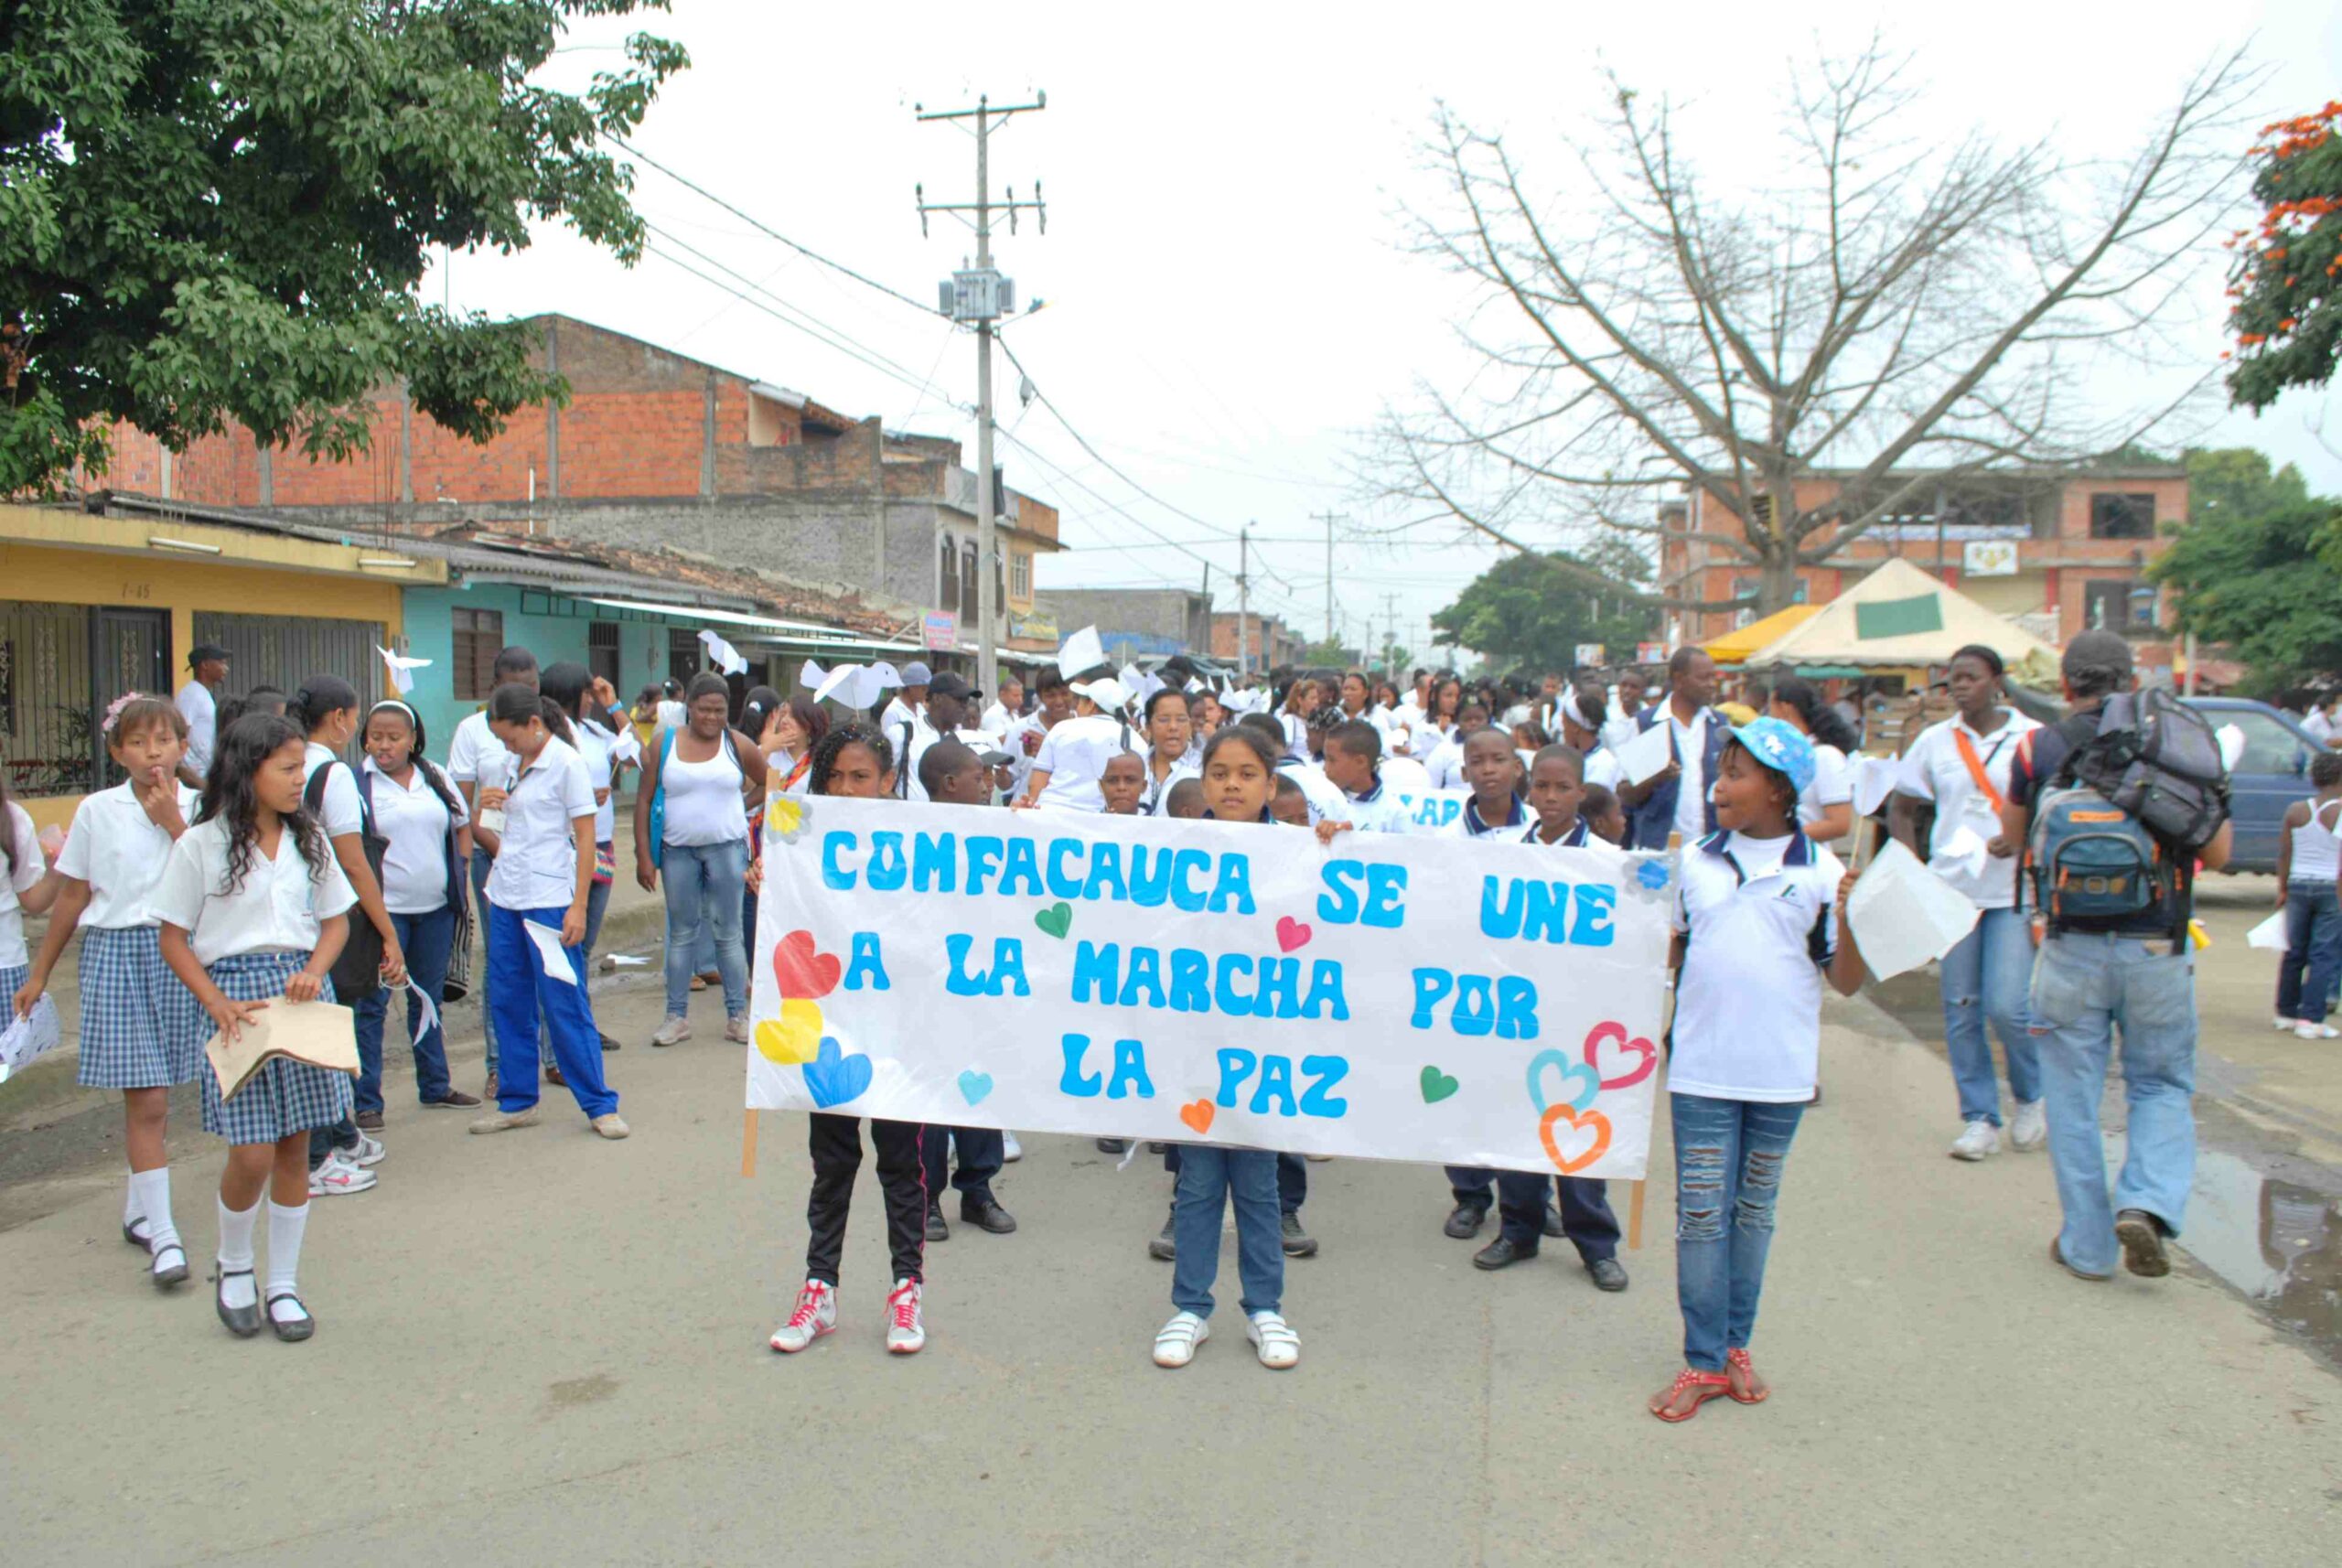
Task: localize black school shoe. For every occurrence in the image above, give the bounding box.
[1473,1235,1533,1271]
[214,1267,262,1338]
[2115,1209,2171,1278]
[961,1195,1017,1234]
[1585,1257,1629,1292]
[925,1204,950,1243]
[1444,1203,1488,1240]
[1281,1210,1317,1258]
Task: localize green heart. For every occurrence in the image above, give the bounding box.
[1420,1066,1460,1104]
[1034,901,1074,940]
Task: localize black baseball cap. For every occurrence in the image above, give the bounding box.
[188,643,229,667]
[929,671,977,701]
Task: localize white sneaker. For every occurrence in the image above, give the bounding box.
[652,1016,692,1047]
[769,1279,836,1354]
[1001,1131,1023,1163]
[1949,1120,2001,1161]
[724,1016,749,1044]
[307,1151,378,1196]
[2274,1015,2297,1031]
[2294,1020,2339,1039]
[349,1130,386,1167]
[1245,1310,1301,1369]
[1153,1310,1209,1368]
[2008,1099,2047,1152]
[885,1278,926,1354]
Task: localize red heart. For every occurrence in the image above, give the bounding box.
[773,929,842,1000]
[1275,916,1313,953]
[1583,1021,1656,1090]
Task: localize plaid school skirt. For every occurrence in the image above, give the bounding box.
[197,951,353,1144]
[74,925,206,1090]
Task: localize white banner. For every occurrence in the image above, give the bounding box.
[746,796,1671,1178]
[1391,785,1472,832]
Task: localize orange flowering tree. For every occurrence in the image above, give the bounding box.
[2228,102,2342,411]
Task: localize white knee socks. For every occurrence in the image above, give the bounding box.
[265,1200,310,1324]
[129,1167,178,1252]
[216,1196,260,1309]
[124,1168,148,1242]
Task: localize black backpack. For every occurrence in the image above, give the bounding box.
[304,761,388,1000]
[2057,689,2229,854]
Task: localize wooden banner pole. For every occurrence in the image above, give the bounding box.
[741,1108,758,1178]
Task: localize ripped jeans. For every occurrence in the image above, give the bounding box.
[1671,1092,1805,1372]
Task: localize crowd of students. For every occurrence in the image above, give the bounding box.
[3,628,2224,1425]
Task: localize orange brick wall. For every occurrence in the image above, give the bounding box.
[556,391,705,498]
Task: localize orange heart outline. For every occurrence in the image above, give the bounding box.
[1538,1102,1612,1176]
[1178,1099,1216,1136]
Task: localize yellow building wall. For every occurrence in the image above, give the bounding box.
[1,512,429,830]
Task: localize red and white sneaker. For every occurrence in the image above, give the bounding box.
[769,1280,836,1354]
[885,1278,926,1354]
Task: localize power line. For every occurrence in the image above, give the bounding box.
[997,338,1241,542]
[612,133,944,319]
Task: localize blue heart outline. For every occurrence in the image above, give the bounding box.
[803,1036,874,1109]
[1524,1049,1601,1115]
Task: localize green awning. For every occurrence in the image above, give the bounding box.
[1854,593,1945,640]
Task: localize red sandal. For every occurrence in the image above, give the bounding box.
[1649,1367,1732,1423]
[1725,1348,1769,1405]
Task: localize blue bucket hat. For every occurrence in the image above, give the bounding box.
[1725,715,1816,798]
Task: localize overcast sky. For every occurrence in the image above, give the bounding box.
[435,0,2342,662]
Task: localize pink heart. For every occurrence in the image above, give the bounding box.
[1583,1021,1657,1090]
[1275,916,1313,953]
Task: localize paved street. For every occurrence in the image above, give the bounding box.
[5,909,2340,1565]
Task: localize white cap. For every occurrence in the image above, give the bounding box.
[1069,676,1133,711]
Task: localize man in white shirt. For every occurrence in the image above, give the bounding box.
[979,676,1025,741]
[174,643,229,787]
[901,672,980,802]
[1020,675,1136,812]
[1600,669,1649,756]
[1619,649,1725,851]
[883,661,931,738]
[2304,695,2340,747]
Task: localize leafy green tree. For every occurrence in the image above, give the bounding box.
[1432,547,1653,671]
[2,0,687,496]
[2154,452,2342,693]
[2227,104,2342,413]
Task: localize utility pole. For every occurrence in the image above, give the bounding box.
[1311,510,1349,650]
[1238,522,1252,678]
[917,91,1046,707]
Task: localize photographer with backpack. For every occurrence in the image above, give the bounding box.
[1999,631,2233,1283]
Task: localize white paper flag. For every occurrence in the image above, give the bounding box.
[0,995,63,1081]
[698,628,749,677]
[1845,839,1982,981]
[377,646,431,696]
[1612,723,1675,787]
[522,920,579,986]
[1852,755,1904,818]
[403,978,442,1046]
[2246,910,2290,951]
[1058,626,1105,681]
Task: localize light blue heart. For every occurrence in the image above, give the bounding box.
[803,1036,874,1109]
[958,1069,994,1107]
[1525,1049,1601,1115]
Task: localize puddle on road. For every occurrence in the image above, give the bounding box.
[1867,970,2342,1371]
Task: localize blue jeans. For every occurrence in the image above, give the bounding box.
[661,839,749,1019]
[470,845,499,1076]
[1671,1093,1804,1371]
[2029,933,2197,1276]
[1941,907,2041,1125]
[488,904,618,1120]
[1170,1145,1284,1319]
[1165,1145,1307,1215]
[2277,883,2342,1024]
[351,905,457,1110]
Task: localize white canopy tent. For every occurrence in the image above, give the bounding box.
[1744,558,2058,681]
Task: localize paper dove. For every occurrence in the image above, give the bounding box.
[1133,671,1167,704]
[866,661,903,691]
[377,646,431,696]
[697,628,749,677]
[799,660,828,693]
[608,726,642,766]
[814,663,899,711]
[1058,626,1105,681]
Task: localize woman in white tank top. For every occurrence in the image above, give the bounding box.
[632,673,768,1047]
[2273,751,2342,1038]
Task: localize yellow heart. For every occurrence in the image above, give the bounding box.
[755,1000,824,1065]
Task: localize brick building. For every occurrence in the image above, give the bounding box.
[1657,463,2190,654]
[89,314,1063,646]
[1034,588,1214,665]
[1210,611,1303,671]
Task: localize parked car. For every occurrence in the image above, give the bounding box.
[2181,696,2331,875]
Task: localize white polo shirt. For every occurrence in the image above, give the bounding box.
[1424,738,1468,791]
[444,709,510,792]
[1798,742,1854,832]
[302,744,366,838]
[152,816,357,967]
[1442,793,1529,840]
[1517,817,1593,847]
[1034,714,1133,813]
[363,758,467,915]
[176,681,218,781]
[1667,708,1714,843]
[1582,747,1625,793]
[55,779,202,928]
[577,721,618,842]
[1,801,48,969]
[484,739,596,911]
[1895,710,2039,908]
[1276,760,1352,827]
[1340,777,1415,835]
[1671,830,1843,1102]
[1140,756,1200,817]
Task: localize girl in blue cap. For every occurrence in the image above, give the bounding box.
[1651,716,1869,1422]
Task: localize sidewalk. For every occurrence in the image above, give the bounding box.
[1,973,2335,1565]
